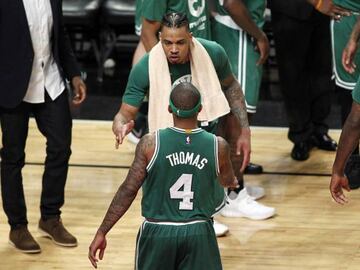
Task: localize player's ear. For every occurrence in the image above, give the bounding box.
[168,105,172,114]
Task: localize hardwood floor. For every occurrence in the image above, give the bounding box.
[1,120,359,270]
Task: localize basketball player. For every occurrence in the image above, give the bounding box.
[210,0,268,178]
[89,82,238,269]
[329,0,360,189]
[112,13,275,226]
[330,16,360,203]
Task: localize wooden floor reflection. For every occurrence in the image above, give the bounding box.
[1,120,359,270]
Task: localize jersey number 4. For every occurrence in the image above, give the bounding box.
[169,174,194,210]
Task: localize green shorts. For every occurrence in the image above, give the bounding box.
[353,76,360,104]
[212,18,263,113]
[331,15,360,89]
[135,220,222,270]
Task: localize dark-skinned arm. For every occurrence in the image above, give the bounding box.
[112,103,139,148]
[221,74,251,171]
[222,0,269,65]
[141,18,161,52]
[307,0,350,19]
[217,136,238,187]
[330,102,360,204]
[88,134,155,268]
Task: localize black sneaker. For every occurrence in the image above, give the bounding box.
[244,162,263,174]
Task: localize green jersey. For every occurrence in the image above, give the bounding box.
[333,0,360,12]
[142,127,225,222]
[142,0,211,39]
[213,0,266,28]
[353,77,360,104]
[122,38,232,107]
[135,0,143,36]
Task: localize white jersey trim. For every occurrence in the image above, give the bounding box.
[144,219,207,226]
[330,19,357,90]
[146,130,159,172]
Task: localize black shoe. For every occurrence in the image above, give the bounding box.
[345,155,360,190]
[311,133,337,151]
[291,141,311,161]
[244,162,263,174]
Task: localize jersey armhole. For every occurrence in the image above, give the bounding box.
[146,130,160,172]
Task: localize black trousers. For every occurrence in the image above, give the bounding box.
[0,90,72,228]
[271,10,333,143]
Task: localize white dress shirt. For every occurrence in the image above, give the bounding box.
[22,0,65,103]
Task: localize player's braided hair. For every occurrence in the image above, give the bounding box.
[161,12,190,31]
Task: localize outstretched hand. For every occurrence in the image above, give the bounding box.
[112,114,135,148]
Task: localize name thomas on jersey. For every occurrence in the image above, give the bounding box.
[166,151,208,170]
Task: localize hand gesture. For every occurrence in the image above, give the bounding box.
[88,232,107,269]
[112,113,135,148]
[330,173,350,204]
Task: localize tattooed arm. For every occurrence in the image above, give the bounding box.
[221,74,249,128]
[217,136,238,188]
[220,74,251,172]
[88,133,155,268]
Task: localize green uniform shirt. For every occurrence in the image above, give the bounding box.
[122,38,232,107]
[353,78,360,104]
[142,0,211,39]
[135,0,143,36]
[213,0,266,28]
[142,127,225,222]
[333,0,360,12]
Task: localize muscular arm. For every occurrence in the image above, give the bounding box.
[221,74,249,128]
[332,102,360,176]
[141,19,161,52]
[217,137,238,187]
[97,134,155,235]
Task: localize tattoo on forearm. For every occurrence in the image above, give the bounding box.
[224,81,249,128]
[98,134,155,234]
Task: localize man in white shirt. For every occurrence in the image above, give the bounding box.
[0,0,86,253]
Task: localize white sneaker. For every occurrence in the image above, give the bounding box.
[213,220,229,237]
[246,186,265,200]
[127,131,141,145]
[221,188,275,220]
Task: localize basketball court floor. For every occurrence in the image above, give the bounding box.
[0,120,359,270]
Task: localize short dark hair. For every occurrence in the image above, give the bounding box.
[170,82,201,112]
[161,12,190,31]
